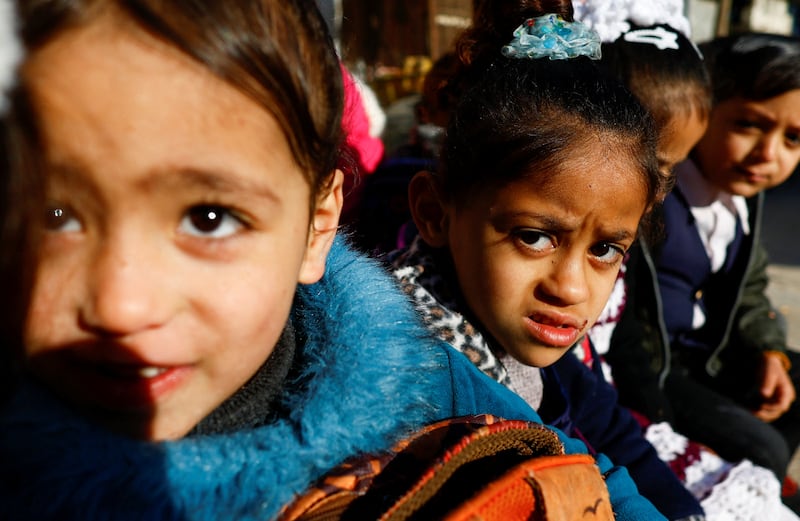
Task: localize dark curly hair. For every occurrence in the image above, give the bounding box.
[436,0,660,215]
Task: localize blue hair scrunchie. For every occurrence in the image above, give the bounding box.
[502,14,601,61]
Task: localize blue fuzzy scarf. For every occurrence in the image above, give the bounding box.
[0,238,448,520]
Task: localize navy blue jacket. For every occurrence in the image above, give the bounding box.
[607,188,787,423]
[547,342,705,520]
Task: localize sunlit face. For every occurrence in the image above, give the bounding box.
[692,91,800,197]
[22,15,340,440]
[441,143,647,367]
[657,107,708,196]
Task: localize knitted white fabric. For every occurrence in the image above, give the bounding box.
[588,259,628,357]
[702,460,798,521]
[572,0,692,43]
[0,0,22,115]
[501,354,544,411]
[645,422,800,521]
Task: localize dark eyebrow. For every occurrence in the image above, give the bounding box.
[45,161,285,209]
[493,211,571,231]
[493,211,637,243]
[602,229,637,243]
[741,105,800,130]
[140,167,282,203]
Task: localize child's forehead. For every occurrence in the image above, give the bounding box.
[26,17,307,193]
[478,159,647,237]
[717,92,800,121]
[500,147,644,194]
[31,11,207,81]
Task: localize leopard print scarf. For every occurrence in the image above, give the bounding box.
[391,238,512,387]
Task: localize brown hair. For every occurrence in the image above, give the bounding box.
[601,24,711,135]
[0,87,43,401]
[20,0,344,202]
[701,32,800,104]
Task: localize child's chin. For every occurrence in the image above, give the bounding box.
[70,396,197,441]
[93,411,193,441]
[520,346,570,368]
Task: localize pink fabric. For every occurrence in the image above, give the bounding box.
[341,64,384,175]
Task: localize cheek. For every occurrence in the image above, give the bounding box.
[451,252,514,328]
[25,244,90,351]
[213,295,292,380]
[777,150,800,183]
[452,259,487,308]
[204,267,297,337]
[700,130,734,161]
[25,303,62,360]
[469,251,521,303]
[724,134,752,161]
[24,264,75,354]
[588,270,621,321]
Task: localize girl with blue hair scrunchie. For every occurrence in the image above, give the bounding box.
[389,0,706,519]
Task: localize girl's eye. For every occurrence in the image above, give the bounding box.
[179,205,243,238]
[785,132,800,147]
[515,229,555,252]
[590,242,625,264]
[44,205,82,232]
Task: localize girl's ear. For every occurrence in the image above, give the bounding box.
[298,169,344,284]
[408,170,449,248]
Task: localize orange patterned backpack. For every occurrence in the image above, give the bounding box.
[279,414,614,521]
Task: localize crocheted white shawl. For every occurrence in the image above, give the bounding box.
[572,0,692,42]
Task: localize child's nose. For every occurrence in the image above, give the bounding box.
[538,253,590,306]
[79,239,173,336]
[752,133,779,162]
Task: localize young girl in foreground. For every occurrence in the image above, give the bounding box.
[390,1,670,519]
[0,0,663,518]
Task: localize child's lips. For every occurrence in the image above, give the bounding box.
[738,168,769,183]
[99,363,170,379]
[63,353,192,410]
[525,312,587,348]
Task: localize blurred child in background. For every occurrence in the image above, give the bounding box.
[640,32,800,493]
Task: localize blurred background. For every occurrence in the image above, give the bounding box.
[324,0,799,115]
